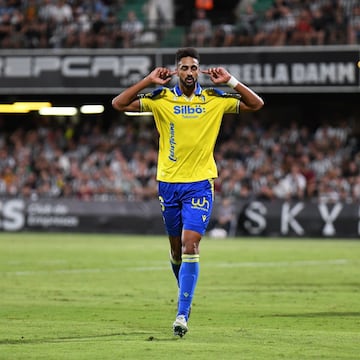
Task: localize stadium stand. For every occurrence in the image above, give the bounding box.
[0,109,359,203]
[0,0,359,204]
[0,0,359,48]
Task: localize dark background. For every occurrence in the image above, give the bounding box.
[175,0,240,26]
[1,92,359,136]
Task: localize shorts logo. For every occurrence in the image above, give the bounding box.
[191,197,209,211]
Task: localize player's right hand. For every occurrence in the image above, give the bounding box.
[148,67,176,85]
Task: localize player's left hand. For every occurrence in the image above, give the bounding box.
[201,67,231,85]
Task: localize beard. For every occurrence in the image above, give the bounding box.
[180,76,196,90]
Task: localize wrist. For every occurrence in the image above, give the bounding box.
[143,75,153,85]
[226,75,239,89]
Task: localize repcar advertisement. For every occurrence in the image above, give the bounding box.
[0,45,359,94]
[0,198,359,238]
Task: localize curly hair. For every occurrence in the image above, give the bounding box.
[175,47,200,64]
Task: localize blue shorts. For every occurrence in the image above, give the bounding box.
[158,179,214,236]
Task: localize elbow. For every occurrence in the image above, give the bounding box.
[112,97,123,111]
[256,98,265,111]
[253,97,265,111]
[243,95,265,112]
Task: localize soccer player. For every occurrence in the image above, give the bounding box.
[112,47,264,337]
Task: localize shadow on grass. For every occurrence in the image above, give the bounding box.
[0,332,180,345]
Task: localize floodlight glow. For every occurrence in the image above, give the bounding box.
[0,102,52,113]
[0,104,29,113]
[39,107,78,116]
[80,105,104,114]
[19,102,52,111]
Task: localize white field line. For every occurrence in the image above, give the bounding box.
[2,259,350,276]
[215,259,349,268]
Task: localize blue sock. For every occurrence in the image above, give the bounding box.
[177,254,199,321]
[170,253,181,287]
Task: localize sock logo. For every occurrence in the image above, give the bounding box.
[183,292,189,298]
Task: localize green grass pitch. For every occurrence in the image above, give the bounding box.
[0,232,359,359]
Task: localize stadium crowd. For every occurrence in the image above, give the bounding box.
[200,0,360,47]
[0,0,359,204]
[0,110,359,204]
[0,0,360,49]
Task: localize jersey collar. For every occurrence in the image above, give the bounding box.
[172,83,202,96]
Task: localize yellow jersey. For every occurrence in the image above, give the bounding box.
[140,83,240,183]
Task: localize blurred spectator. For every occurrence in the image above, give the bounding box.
[121,10,144,48]
[186,9,212,47]
[48,0,74,48]
[299,154,317,199]
[246,148,266,174]
[347,3,360,44]
[309,7,326,45]
[208,197,237,238]
[52,0,73,24]
[318,167,351,203]
[54,0,73,24]
[352,175,360,201]
[211,19,235,47]
[233,3,258,46]
[273,164,307,200]
[143,0,174,30]
[291,8,314,45]
[94,0,111,20]
[310,151,333,178]
[24,0,38,22]
[249,168,275,200]
[89,11,109,48]
[104,10,123,48]
[253,8,279,45]
[74,6,92,47]
[329,2,348,44]
[0,12,13,48]
[38,0,57,22]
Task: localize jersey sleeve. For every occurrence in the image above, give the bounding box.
[139,88,165,112]
[224,96,241,114]
[206,88,241,114]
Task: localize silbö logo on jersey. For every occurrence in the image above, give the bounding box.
[173,105,205,118]
[168,105,206,161]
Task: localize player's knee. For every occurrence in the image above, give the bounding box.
[182,239,200,254]
[181,229,202,254]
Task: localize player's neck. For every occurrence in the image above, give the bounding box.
[180,85,196,98]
